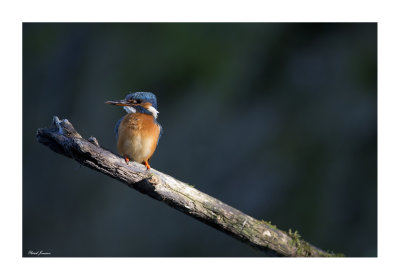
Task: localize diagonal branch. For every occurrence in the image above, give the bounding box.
[36,116,336,257]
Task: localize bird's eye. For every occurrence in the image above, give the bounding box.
[128,98,142,104]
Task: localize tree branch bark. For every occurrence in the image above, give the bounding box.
[36,116,336,257]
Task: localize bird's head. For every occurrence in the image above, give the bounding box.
[106,92,159,119]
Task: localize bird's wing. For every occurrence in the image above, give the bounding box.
[157,123,163,146]
[114,117,124,139]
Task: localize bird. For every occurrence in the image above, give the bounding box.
[105,92,162,170]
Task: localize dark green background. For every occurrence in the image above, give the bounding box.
[23,23,377,257]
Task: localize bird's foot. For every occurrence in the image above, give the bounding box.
[144,160,151,170]
[124,156,130,165]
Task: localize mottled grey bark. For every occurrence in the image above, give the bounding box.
[36,116,336,257]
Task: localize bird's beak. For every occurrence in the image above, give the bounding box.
[105,100,131,106]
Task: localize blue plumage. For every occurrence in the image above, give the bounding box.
[114,117,123,139]
[126,92,158,109]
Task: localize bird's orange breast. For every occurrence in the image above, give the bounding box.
[117,113,161,164]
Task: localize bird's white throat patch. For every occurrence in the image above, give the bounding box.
[123,106,136,114]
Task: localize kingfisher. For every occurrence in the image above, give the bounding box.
[105,92,162,170]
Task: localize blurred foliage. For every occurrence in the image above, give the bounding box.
[23,23,376,257]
